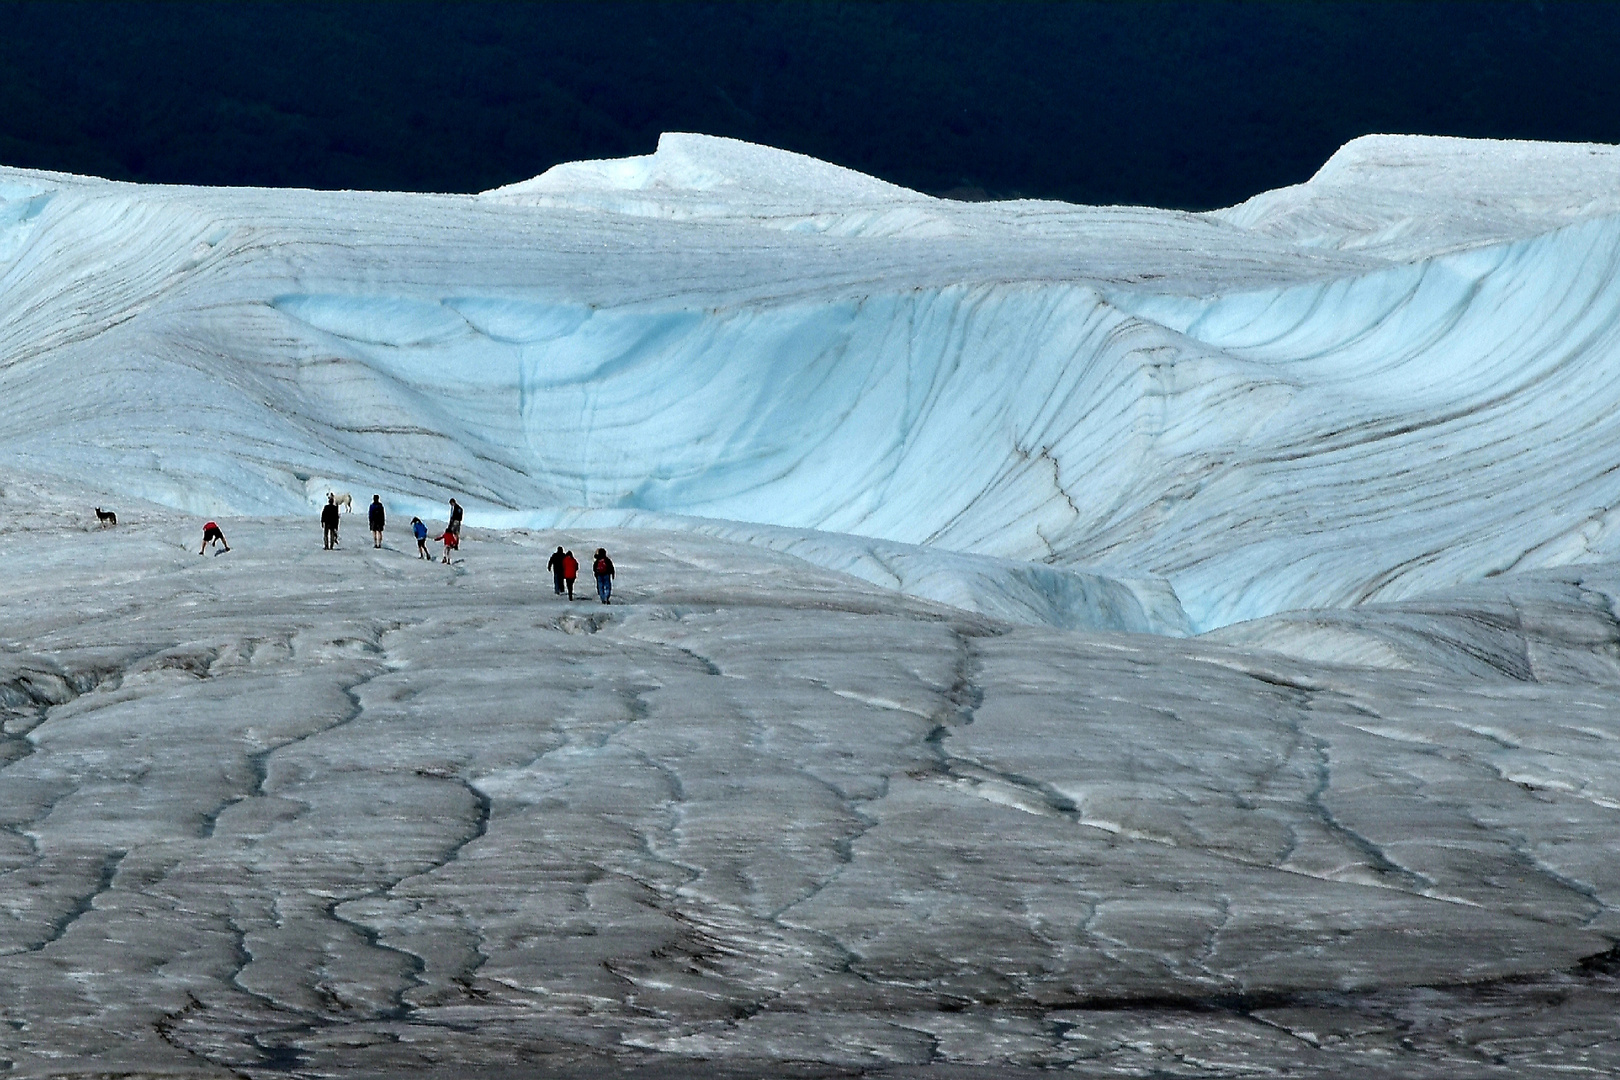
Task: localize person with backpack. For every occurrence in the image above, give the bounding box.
[547,546,567,595]
[561,549,578,600]
[199,521,230,555]
[593,548,615,604]
[321,495,341,550]
[368,496,386,548]
[439,527,459,564]
[412,517,429,559]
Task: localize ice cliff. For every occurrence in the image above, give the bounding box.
[4,132,1620,631]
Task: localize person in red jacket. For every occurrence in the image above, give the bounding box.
[439,528,459,564]
[199,521,230,555]
[561,549,578,600]
[593,548,615,604]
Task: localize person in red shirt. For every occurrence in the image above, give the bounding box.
[561,550,578,600]
[593,548,615,604]
[199,521,230,555]
[439,528,459,564]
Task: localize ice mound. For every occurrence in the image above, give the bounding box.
[488,131,916,205]
[1217,133,1620,259]
[1208,567,1620,680]
[482,131,957,236]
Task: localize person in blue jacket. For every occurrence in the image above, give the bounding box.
[411,517,429,559]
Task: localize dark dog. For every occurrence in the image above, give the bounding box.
[94,508,117,527]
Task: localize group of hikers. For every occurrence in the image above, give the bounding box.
[196,494,618,603]
[545,545,616,604]
[321,494,462,562]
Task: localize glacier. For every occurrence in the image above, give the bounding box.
[10,132,1620,631]
[4,134,1620,1076]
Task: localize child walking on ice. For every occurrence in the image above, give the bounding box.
[412,517,429,558]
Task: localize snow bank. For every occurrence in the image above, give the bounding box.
[497,506,1190,635]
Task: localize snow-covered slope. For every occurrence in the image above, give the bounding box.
[5,133,1620,629]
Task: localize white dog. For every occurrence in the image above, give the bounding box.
[326,491,353,514]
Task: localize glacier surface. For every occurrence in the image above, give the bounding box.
[5,133,1620,1076]
[3,475,1620,1078]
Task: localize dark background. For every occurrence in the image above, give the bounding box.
[0,2,1615,210]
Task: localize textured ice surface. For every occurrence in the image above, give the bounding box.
[7,134,1620,1075]
[2,474,1619,1077]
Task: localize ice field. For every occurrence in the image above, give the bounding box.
[4,134,1620,1076]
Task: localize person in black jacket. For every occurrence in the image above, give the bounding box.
[321,495,341,550]
[368,496,386,548]
[547,546,567,595]
[593,548,615,604]
[447,498,463,537]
